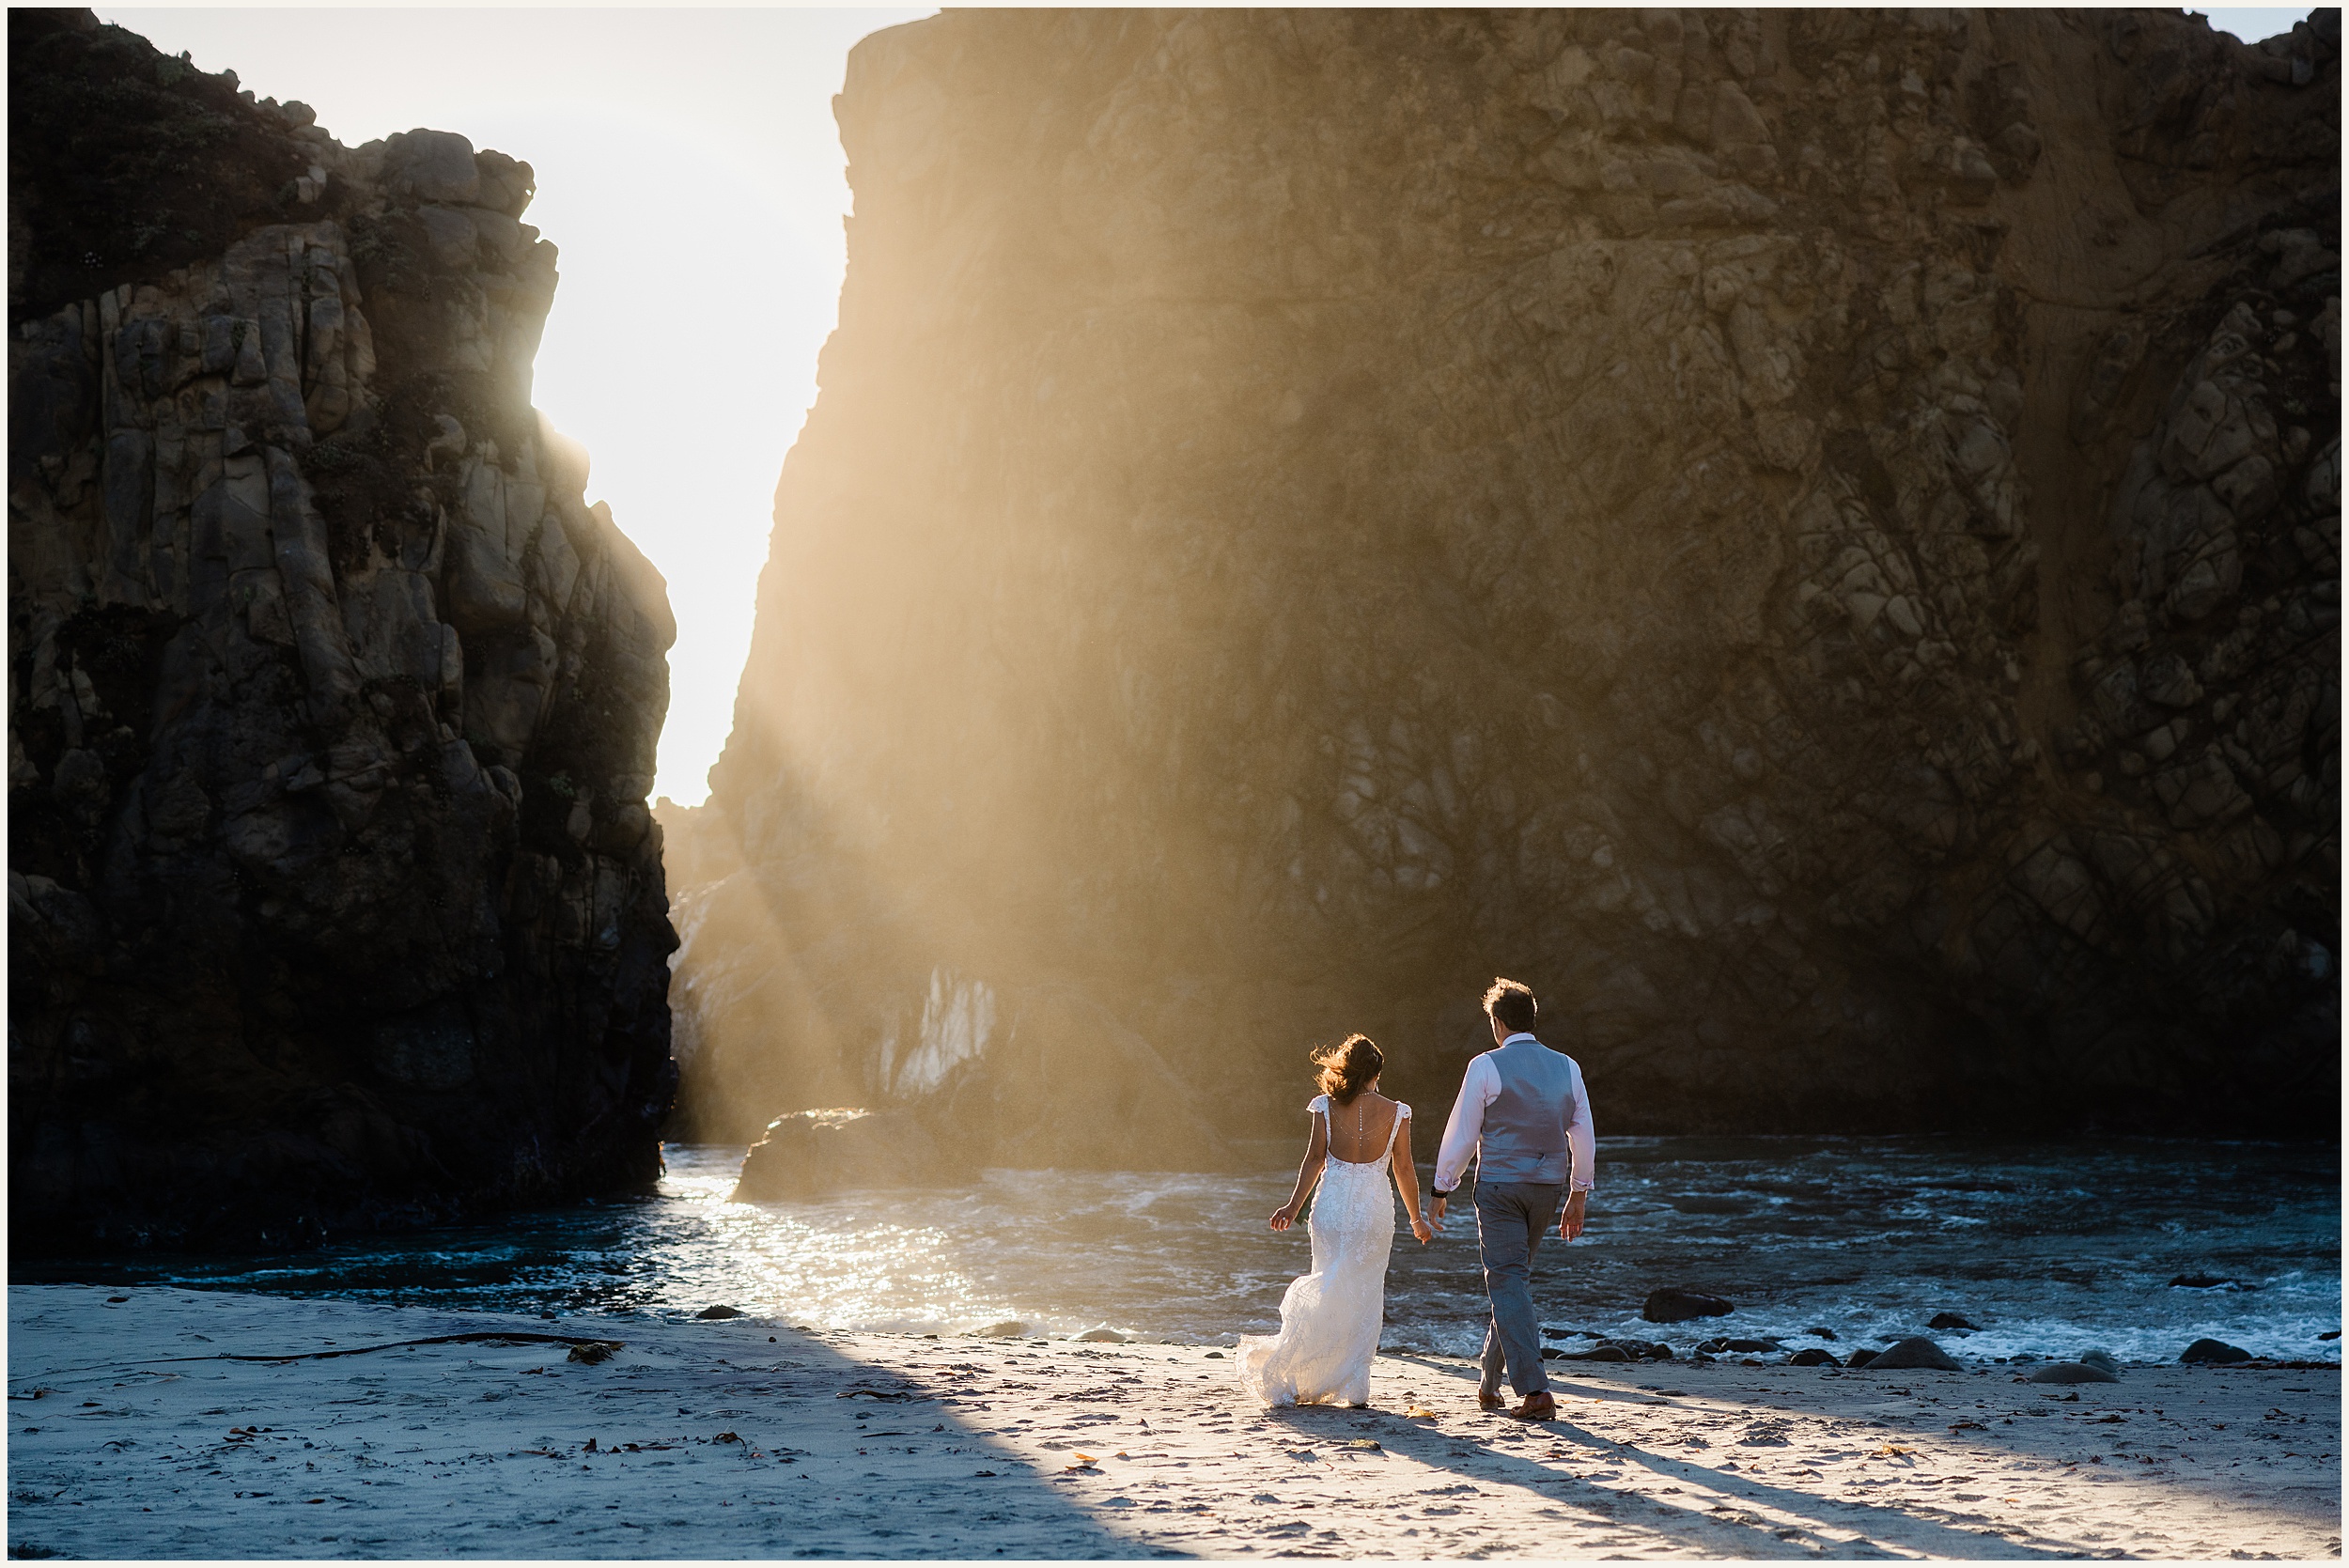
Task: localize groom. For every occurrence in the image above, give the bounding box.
[1429,977,1595,1421]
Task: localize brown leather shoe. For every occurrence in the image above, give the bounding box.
[1475,1389,1505,1411]
[1506,1391,1558,1421]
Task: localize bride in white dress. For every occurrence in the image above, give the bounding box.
[1237,1034,1434,1407]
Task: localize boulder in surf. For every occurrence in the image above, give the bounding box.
[2180,1338,2253,1364]
[1642,1288,1734,1323]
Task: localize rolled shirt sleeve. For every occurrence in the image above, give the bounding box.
[1565,1057,1595,1194]
[1432,1054,1500,1194]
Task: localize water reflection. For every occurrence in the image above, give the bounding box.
[16,1137,2339,1367]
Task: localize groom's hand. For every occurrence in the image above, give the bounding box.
[1430,1194,1448,1229]
[1560,1191,1588,1241]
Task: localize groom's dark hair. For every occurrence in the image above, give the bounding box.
[1483,977,1538,1034]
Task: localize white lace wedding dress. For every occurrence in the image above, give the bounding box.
[1237,1094,1408,1407]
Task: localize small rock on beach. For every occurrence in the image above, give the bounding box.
[1863,1337,1962,1372]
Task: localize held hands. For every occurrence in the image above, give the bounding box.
[1559,1190,1589,1241]
[1268,1204,1299,1233]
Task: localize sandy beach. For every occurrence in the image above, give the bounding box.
[6,1284,2338,1560]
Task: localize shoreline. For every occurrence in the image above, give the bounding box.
[8,1283,2339,1559]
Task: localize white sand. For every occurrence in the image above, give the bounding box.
[8,1284,2339,1559]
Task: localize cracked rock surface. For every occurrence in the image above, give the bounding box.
[669,8,2338,1147]
[8,11,677,1249]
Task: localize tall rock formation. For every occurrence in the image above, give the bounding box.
[675,8,2341,1149]
[9,12,678,1249]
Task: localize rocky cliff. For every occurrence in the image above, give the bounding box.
[675,7,2340,1151]
[9,11,678,1249]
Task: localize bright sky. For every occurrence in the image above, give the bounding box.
[2203,6,2320,40]
[96,7,2304,800]
[101,7,930,805]
[2208,5,2321,39]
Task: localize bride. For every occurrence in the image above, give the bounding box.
[1237,1033,1434,1407]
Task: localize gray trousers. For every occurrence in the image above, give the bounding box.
[1474,1180,1563,1398]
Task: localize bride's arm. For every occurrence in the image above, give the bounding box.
[1268,1112,1328,1232]
[1392,1112,1434,1244]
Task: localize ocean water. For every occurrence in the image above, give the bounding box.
[22,1138,2341,1367]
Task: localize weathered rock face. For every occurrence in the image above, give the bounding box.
[9,12,678,1250]
[674,8,2341,1147]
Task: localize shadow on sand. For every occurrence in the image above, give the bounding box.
[1259,1356,2096,1560]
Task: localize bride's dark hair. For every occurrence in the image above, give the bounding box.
[1311,1033,1384,1106]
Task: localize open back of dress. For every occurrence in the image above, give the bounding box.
[1236,1094,1409,1407]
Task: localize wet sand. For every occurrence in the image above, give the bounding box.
[8,1284,2339,1559]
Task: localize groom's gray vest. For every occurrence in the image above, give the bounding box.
[1475,1037,1579,1186]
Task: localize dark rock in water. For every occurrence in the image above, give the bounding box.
[2321,1330,2341,1342]
[1928,1312,1979,1331]
[1865,1337,1961,1372]
[696,1306,745,1320]
[1697,1337,1781,1355]
[2030,1360,2120,1384]
[7,14,677,1252]
[1559,1343,1633,1362]
[1644,1289,1734,1324]
[1074,1327,1126,1343]
[972,1320,1030,1339]
[1843,1349,1879,1370]
[2181,1338,2253,1364]
[1806,1327,1837,1342]
[1787,1348,1841,1367]
[2170,1273,2237,1289]
[733,1110,946,1202]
